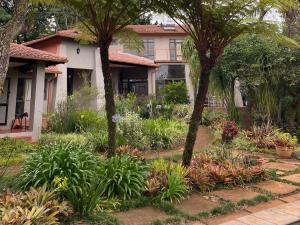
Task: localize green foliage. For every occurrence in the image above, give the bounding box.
[201,109,227,126]
[0,138,33,178]
[64,181,107,216]
[0,138,33,155]
[20,142,99,191]
[274,131,298,147]
[163,81,189,105]
[172,104,192,121]
[116,93,137,115]
[160,172,189,203]
[71,110,106,132]
[143,118,187,150]
[101,155,148,200]
[149,159,189,203]
[118,112,148,149]
[118,113,187,150]
[47,86,99,133]
[39,133,88,146]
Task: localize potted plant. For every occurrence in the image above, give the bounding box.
[274,131,298,159]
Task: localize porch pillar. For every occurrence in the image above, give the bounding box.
[30,62,45,141]
[56,44,68,108]
[148,68,156,96]
[6,71,18,130]
[185,64,195,104]
[91,47,105,108]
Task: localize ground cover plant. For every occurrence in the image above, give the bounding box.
[0,186,72,225]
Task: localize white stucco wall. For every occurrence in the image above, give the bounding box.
[30,62,46,141]
[55,40,105,109]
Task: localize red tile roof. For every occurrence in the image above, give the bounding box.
[109,52,158,67]
[24,25,187,46]
[45,66,62,74]
[127,25,186,35]
[23,29,80,46]
[10,43,67,63]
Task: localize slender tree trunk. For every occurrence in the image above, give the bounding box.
[0,0,28,94]
[99,44,116,157]
[182,56,214,167]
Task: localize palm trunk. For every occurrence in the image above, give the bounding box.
[182,56,213,167]
[100,44,116,157]
[0,0,28,94]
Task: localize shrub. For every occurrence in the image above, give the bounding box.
[100,155,148,200]
[0,186,72,225]
[143,119,187,150]
[172,104,192,121]
[64,180,105,216]
[116,93,137,115]
[187,154,265,189]
[222,121,238,144]
[201,109,227,126]
[147,159,189,203]
[47,86,98,133]
[85,130,127,152]
[274,131,298,147]
[39,133,89,146]
[118,112,148,149]
[164,81,189,104]
[20,142,99,191]
[71,110,106,132]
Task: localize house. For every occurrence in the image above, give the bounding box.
[23,29,159,113]
[0,43,67,141]
[0,24,244,141]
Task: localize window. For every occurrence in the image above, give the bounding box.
[143,39,155,60]
[156,65,185,80]
[169,39,183,61]
[156,64,186,96]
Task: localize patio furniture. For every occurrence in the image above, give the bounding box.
[11,112,29,131]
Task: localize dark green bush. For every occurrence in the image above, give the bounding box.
[100,155,148,200]
[201,108,227,126]
[164,81,189,104]
[20,142,99,191]
[71,110,106,132]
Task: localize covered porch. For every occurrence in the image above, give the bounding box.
[0,44,66,141]
[109,52,158,96]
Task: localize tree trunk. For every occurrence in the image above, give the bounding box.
[0,0,28,94]
[99,44,116,157]
[182,56,214,167]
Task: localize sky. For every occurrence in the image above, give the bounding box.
[152,10,283,25]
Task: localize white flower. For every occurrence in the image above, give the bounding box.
[112,114,123,123]
[156,105,162,110]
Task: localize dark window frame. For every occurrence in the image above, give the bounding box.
[143,39,155,60]
[169,39,183,61]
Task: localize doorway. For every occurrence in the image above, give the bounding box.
[0,78,10,125]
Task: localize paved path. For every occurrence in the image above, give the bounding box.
[220,200,300,225]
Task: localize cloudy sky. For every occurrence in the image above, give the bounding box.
[152,10,283,25]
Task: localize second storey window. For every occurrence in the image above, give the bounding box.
[143,39,155,60]
[169,39,183,61]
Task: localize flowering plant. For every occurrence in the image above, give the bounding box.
[221,121,238,144]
